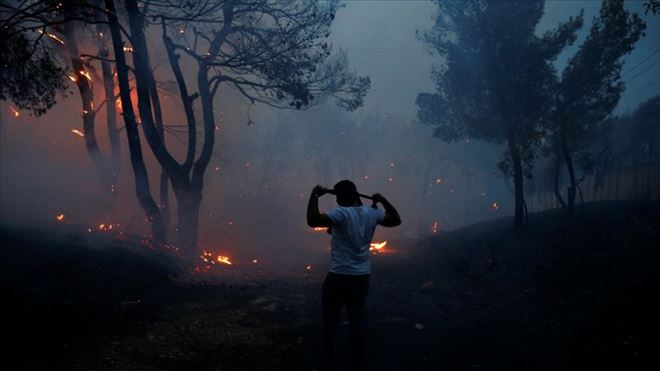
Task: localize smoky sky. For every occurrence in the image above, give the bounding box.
[0,1,658,265]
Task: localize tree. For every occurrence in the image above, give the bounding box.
[416,0,582,228]
[106,0,369,255]
[551,0,645,214]
[0,1,68,116]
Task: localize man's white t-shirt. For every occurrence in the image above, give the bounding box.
[326,205,385,275]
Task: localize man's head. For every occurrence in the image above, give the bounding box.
[333,179,362,207]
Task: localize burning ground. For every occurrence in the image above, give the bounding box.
[3,199,660,370]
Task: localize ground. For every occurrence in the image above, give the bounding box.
[3,200,660,370]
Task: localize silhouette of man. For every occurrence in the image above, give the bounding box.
[307,180,401,370]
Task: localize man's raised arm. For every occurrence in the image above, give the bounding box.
[373,193,401,227]
[307,185,333,228]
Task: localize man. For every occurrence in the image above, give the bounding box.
[307,179,401,370]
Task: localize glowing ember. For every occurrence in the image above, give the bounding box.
[435,177,443,184]
[217,255,232,265]
[68,74,77,82]
[55,214,65,222]
[431,221,439,233]
[252,259,258,264]
[79,70,92,81]
[9,106,20,117]
[312,227,327,232]
[369,240,387,253]
[491,202,499,210]
[71,129,85,137]
[38,29,64,45]
[306,264,312,270]
[123,46,134,52]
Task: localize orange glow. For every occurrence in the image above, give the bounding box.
[123,46,134,52]
[312,227,327,232]
[55,214,65,222]
[306,264,312,270]
[10,106,20,117]
[79,70,92,81]
[71,129,84,137]
[38,29,64,45]
[68,74,77,82]
[217,255,232,265]
[369,240,387,253]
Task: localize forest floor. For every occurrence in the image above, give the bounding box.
[3,200,660,370]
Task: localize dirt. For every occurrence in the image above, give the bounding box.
[3,200,660,370]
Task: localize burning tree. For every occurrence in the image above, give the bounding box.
[549,0,645,214]
[0,1,69,116]
[105,0,369,254]
[415,0,582,228]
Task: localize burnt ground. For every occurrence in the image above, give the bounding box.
[2,200,660,370]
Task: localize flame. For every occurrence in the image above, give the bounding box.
[217,256,232,265]
[312,227,327,232]
[491,202,499,210]
[71,129,85,137]
[10,106,20,117]
[252,259,258,264]
[68,74,77,82]
[38,29,64,45]
[123,46,134,53]
[55,214,65,222]
[435,177,443,184]
[200,250,232,266]
[79,70,92,81]
[306,264,312,270]
[369,240,387,253]
[431,221,439,233]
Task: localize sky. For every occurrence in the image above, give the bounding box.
[0,0,658,264]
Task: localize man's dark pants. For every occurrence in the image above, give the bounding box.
[322,271,369,369]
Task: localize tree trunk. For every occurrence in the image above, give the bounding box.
[105,0,166,242]
[98,23,120,204]
[149,69,170,230]
[561,127,577,215]
[175,187,202,258]
[64,22,114,198]
[553,147,568,210]
[507,133,524,229]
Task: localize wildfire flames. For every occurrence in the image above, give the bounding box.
[71,129,85,137]
[369,240,387,253]
[55,214,65,222]
[10,106,20,117]
[37,29,64,45]
[200,250,232,265]
[79,70,92,82]
[312,227,327,232]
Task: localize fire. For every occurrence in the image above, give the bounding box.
[312,227,327,232]
[252,259,258,264]
[431,221,439,233]
[10,106,20,117]
[491,202,499,210]
[68,74,77,82]
[200,250,232,266]
[79,70,92,81]
[306,264,312,270]
[71,129,85,137]
[55,214,65,222]
[37,29,64,45]
[123,46,134,53]
[435,177,443,184]
[369,240,387,253]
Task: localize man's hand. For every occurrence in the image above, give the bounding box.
[371,192,385,204]
[313,185,328,197]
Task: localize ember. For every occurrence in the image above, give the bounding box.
[71,129,85,137]
[491,202,499,210]
[55,214,65,222]
[9,106,20,117]
[431,221,439,233]
[369,240,387,253]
